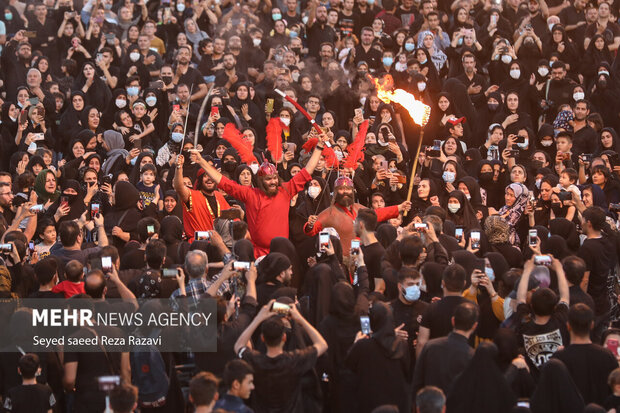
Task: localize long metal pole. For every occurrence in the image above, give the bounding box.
[404,129,424,217]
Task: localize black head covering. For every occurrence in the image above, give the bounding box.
[232,239,255,262]
[329,281,356,321]
[530,359,584,413]
[1,102,18,136]
[369,301,407,359]
[542,235,570,260]
[270,237,301,286]
[420,262,446,298]
[457,176,483,206]
[452,250,478,279]
[447,190,480,229]
[548,218,580,252]
[162,190,183,219]
[160,215,184,245]
[114,181,140,210]
[257,252,291,283]
[484,252,509,283]
[376,223,398,249]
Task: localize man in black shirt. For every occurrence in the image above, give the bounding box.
[416,264,469,356]
[571,100,598,156]
[352,27,382,72]
[306,2,338,59]
[562,255,596,311]
[456,52,489,108]
[355,208,386,291]
[214,53,248,89]
[3,353,56,413]
[559,0,587,44]
[172,45,207,102]
[353,0,379,36]
[28,258,63,299]
[234,300,328,412]
[554,304,619,405]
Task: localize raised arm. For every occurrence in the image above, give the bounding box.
[289,303,328,356]
[173,154,191,204]
[191,151,223,184]
[304,132,329,175]
[517,257,534,304]
[234,299,276,354]
[551,256,570,305]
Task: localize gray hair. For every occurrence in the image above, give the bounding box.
[185,250,207,279]
[416,386,446,413]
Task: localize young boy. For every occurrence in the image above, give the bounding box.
[52,260,85,298]
[3,353,56,413]
[189,372,219,413]
[35,219,57,258]
[605,367,620,411]
[135,163,164,210]
[557,168,581,197]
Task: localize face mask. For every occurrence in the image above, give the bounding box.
[488,102,499,111]
[17,101,23,108]
[145,96,157,107]
[252,38,262,47]
[308,186,320,199]
[510,69,520,79]
[531,160,543,171]
[501,54,512,64]
[27,142,37,154]
[130,156,137,165]
[4,13,12,20]
[573,92,584,101]
[367,0,375,4]
[447,203,460,213]
[289,31,298,38]
[535,179,542,189]
[105,3,112,9]
[382,57,393,67]
[292,72,300,82]
[465,194,471,200]
[485,265,495,282]
[272,13,281,20]
[116,98,127,108]
[283,101,295,110]
[403,284,421,302]
[280,117,291,126]
[378,138,389,147]
[176,2,185,12]
[162,76,173,85]
[479,172,493,182]
[302,15,309,24]
[538,67,549,77]
[64,193,78,204]
[457,37,463,46]
[222,161,238,173]
[516,138,528,149]
[599,70,610,77]
[171,132,184,142]
[419,57,427,64]
[442,171,456,183]
[249,163,259,174]
[405,43,415,52]
[127,86,139,96]
[417,82,426,91]
[359,96,367,106]
[129,52,140,62]
[8,116,16,122]
[541,139,554,147]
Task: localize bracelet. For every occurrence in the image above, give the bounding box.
[316,145,324,151]
[490,292,498,299]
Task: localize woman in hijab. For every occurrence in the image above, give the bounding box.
[0,102,19,171]
[230,83,266,139]
[291,178,331,244]
[72,62,112,110]
[103,180,141,250]
[498,182,529,247]
[411,178,440,216]
[530,359,585,413]
[581,184,609,213]
[120,44,150,89]
[25,156,45,178]
[345,301,410,413]
[430,92,462,141]
[446,342,516,413]
[537,123,556,158]
[376,223,398,249]
[446,190,480,229]
[46,179,85,223]
[79,106,105,137]
[493,328,536,398]
[484,215,524,268]
[34,170,60,205]
[418,32,448,76]
[59,91,87,151]
[415,48,441,93]
[589,62,620,130]
[596,127,620,155]
[159,190,183,221]
[184,17,208,55]
[581,34,614,86]
[102,89,128,129]
[591,165,620,205]
[548,218,581,253]
[493,90,534,136]
[442,78,477,136]
[159,215,184,265]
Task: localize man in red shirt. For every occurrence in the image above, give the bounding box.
[190,134,327,257]
[173,159,232,242]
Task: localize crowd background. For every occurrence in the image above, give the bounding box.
[2,0,620,411]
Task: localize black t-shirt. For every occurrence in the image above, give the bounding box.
[569,285,596,311]
[361,242,385,290]
[3,383,55,413]
[553,344,618,405]
[578,236,618,315]
[585,20,620,45]
[515,302,569,376]
[240,346,318,412]
[420,295,469,339]
[178,67,206,91]
[338,11,355,37]
[391,298,428,350]
[28,290,64,299]
[572,125,597,157]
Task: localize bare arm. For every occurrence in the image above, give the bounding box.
[109,267,138,310]
[416,326,430,357]
[234,300,275,354]
[517,258,534,304]
[193,152,223,184]
[63,361,77,391]
[173,154,191,204]
[290,304,328,356]
[552,257,570,305]
[190,83,208,102]
[92,212,109,247]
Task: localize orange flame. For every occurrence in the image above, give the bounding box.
[371,75,431,127]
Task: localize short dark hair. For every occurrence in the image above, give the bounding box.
[416,386,446,413]
[18,353,40,380]
[453,301,479,331]
[442,264,466,292]
[137,217,160,243]
[109,383,138,413]
[531,288,558,316]
[34,257,57,285]
[65,260,84,283]
[223,359,254,390]
[561,168,578,183]
[399,236,424,266]
[568,303,594,337]
[555,131,573,142]
[59,221,81,247]
[189,372,219,406]
[84,270,106,299]
[145,239,167,269]
[398,267,421,283]
[383,0,396,10]
[562,255,586,285]
[357,208,378,231]
[583,206,607,231]
[261,315,285,347]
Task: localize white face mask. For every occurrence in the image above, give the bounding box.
[509,69,520,79]
[359,96,367,106]
[501,54,512,64]
[538,67,549,77]
[308,186,321,199]
[417,82,426,91]
[573,92,585,101]
[292,72,300,82]
[145,96,157,106]
[541,139,553,147]
[249,163,259,174]
[129,52,140,62]
[252,38,261,47]
[447,203,460,213]
[176,2,185,12]
[115,99,127,108]
[465,193,471,200]
[280,117,291,126]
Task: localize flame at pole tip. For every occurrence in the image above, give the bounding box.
[369,74,431,127]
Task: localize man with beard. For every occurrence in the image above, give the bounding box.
[0,182,15,235]
[571,100,597,156]
[304,176,411,256]
[191,134,327,256]
[173,45,208,102]
[1,31,32,101]
[173,157,232,242]
[540,61,575,121]
[214,53,247,89]
[306,1,338,59]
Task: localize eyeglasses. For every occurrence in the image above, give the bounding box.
[0,192,12,196]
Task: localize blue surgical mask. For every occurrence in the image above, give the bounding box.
[272,13,282,20]
[176,2,185,12]
[4,12,12,20]
[403,284,421,302]
[516,138,528,149]
[127,86,139,96]
[290,31,298,38]
[382,57,393,67]
[535,179,541,188]
[130,156,137,165]
[485,265,495,282]
[145,96,157,107]
[171,132,184,142]
[367,0,375,4]
[404,43,415,52]
[457,37,463,45]
[104,3,112,10]
[442,171,456,183]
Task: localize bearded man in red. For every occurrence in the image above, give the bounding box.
[191,135,327,257]
[304,176,411,255]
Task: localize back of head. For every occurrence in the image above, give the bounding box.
[18,353,39,380]
[189,371,219,407]
[357,208,378,232]
[145,239,167,269]
[423,214,443,235]
[399,236,424,266]
[59,220,80,247]
[568,303,594,337]
[34,257,57,285]
[531,287,557,316]
[223,359,254,390]
[84,270,106,298]
[416,386,446,413]
[184,250,207,279]
[562,255,586,285]
[110,383,138,413]
[261,315,286,347]
[137,217,160,243]
[442,264,466,293]
[65,259,84,282]
[453,301,479,331]
[583,206,606,231]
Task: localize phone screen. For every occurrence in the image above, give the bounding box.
[528,229,538,246]
[470,231,481,248]
[91,203,100,218]
[319,232,330,249]
[162,268,177,278]
[455,227,463,240]
[360,316,371,335]
[102,256,112,272]
[147,225,155,235]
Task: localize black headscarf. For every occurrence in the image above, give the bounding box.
[530,359,585,413]
[548,218,580,252]
[369,301,407,359]
[232,239,255,262]
[295,177,331,221]
[376,223,398,249]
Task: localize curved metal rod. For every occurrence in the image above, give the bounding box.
[193,83,216,148]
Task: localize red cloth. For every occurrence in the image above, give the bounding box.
[303,203,399,256]
[52,281,85,298]
[182,189,230,242]
[218,169,312,257]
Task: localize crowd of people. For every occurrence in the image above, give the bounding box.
[2,0,620,411]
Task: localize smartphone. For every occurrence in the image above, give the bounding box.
[351,239,361,255]
[319,231,330,251]
[105,33,116,44]
[18,109,28,124]
[354,107,363,118]
[147,225,155,236]
[24,31,37,39]
[470,230,481,249]
[211,106,219,117]
[581,153,592,163]
[380,126,390,139]
[133,139,142,150]
[60,195,69,207]
[607,338,619,356]
[609,153,619,169]
[507,149,520,158]
[30,204,44,213]
[102,174,112,186]
[414,222,428,231]
[266,98,274,113]
[233,261,250,271]
[490,14,498,24]
[513,135,525,144]
[379,160,388,170]
[28,241,34,254]
[360,315,371,335]
[272,301,291,315]
[90,203,100,218]
[149,80,164,89]
[101,256,112,273]
[455,227,464,242]
[534,254,552,266]
[32,133,45,141]
[162,268,178,278]
[195,231,210,241]
[173,104,180,112]
[28,97,39,106]
[0,244,13,253]
[98,376,120,392]
[528,229,538,247]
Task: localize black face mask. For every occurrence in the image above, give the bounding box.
[551,202,564,216]
[291,47,302,55]
[479,172,494,183]
[64,193,78,204]
[162,76,173,85]
[222,161,238,173]
[488,103,499,111]
[531,160,543,170]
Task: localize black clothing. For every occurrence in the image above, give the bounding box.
[420,295,469,339]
